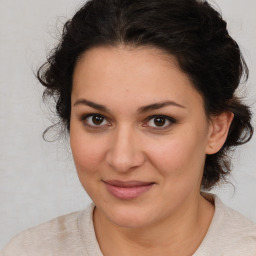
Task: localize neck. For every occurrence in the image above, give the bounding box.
[94,194,214,256]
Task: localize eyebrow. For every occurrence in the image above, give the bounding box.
[137,101,185,114]
[73,98,185,113]
[74,99,111,113]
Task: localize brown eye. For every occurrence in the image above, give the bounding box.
[92,115,104,125]
[153,117,166,127]
[145,115,175,129]
[83,114,109,127]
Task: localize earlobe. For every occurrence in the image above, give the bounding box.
[205,111,234,155]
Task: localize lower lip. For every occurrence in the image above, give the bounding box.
[105,183,154,200]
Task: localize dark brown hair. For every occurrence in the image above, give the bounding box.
[37,0,253,190]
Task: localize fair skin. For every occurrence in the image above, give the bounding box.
[70,46,233,256]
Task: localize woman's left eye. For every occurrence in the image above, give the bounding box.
[144,115,175,129]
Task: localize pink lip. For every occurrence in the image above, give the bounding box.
[104,180,155,200]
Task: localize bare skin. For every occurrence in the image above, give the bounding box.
[94,194,214,256]
[70,45,233,255]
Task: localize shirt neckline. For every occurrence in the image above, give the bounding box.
[79,194,221,256]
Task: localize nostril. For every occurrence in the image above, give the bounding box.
[105,129,146,172]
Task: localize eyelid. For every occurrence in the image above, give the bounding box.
[143,114,176,129]
[80,113,111,128]
[79,113,176,130]
[144,114,176,123]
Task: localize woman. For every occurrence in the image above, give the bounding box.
[1,0,256,255]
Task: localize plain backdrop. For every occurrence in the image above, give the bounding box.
[0,0,256,249]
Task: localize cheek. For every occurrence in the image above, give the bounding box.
[70,132,106,198]
[70,128,105,175]
[147,130,207,178]
[72,143,100,170]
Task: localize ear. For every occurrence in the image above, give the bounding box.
[205,111,234,155]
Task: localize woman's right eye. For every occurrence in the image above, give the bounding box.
[82,114,110,128]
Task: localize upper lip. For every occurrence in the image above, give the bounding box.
[103,180,155,188]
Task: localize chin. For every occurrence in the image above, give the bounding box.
[99,202,158,229]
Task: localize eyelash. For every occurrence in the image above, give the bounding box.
[80,113,111,128]
[143,115,176,129]
[80,113,176,130]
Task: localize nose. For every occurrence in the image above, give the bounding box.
[106,125,145,173]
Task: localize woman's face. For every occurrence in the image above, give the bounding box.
[70,46,214,228]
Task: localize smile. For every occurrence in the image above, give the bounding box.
[103,180,155,200]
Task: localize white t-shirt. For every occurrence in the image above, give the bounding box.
[1,195,256,256]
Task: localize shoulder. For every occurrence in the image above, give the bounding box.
[214,196,256,240]
[195,194,256,256]
[0,204,94,256]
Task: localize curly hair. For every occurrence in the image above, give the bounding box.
[37,0,253,190]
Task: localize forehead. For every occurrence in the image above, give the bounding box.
[72,46,204,113]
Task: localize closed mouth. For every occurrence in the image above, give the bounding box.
[103,180,155,200]
[103,180,155,187]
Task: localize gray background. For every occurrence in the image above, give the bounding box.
[0,0,256,249]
